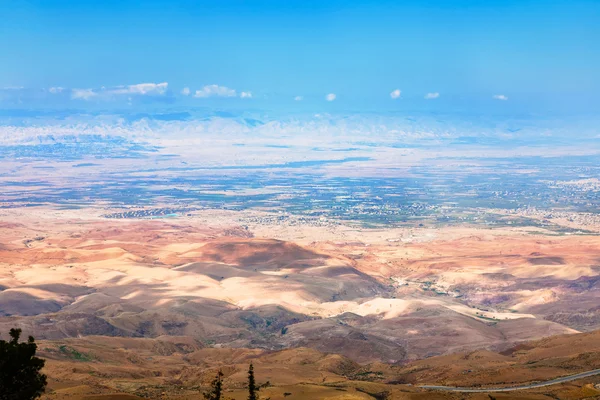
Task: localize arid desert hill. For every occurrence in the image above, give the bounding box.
[33,328,600,399]
[1,212,599,368]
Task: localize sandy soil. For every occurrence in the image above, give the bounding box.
[34,329,600,400]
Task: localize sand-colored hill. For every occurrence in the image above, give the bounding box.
[1,213,597,366]
[33,329,600,400]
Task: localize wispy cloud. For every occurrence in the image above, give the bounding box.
[240,91,252,98]
[425,92,439,99]
[71,88,97,100]
[493,94,508,101]
[71,82,169,101]
[181,87,191,96]
[2,114,521,146]
[326,93,336,102]
[390,89,401,99]
[294,96,303,101]
[194,84,237,98]
[110,82,168,95]
[48,87,65,94]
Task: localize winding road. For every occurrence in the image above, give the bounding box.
[420,368,600,392]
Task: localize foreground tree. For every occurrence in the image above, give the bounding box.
[203,369,224,400]
[0,328,47,400]
[247,363,258,400]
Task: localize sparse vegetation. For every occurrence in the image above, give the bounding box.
[355,387,390,400]
[247,363,258,400]
[351,370,385,381]
[58,345,93,361]
[203,369,224,400]
[246,364,269,400]
[0,329,47,400]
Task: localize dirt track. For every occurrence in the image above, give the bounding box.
[420,368,600,392]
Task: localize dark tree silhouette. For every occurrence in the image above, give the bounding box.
[247,363,258,400]
[203,369,224,400]
[0,328,47,400]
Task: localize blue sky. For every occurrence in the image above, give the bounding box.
[1,0,599,113]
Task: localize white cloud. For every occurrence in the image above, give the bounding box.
[493,94,508,101]
[240,91,252,98]
[181,87,191,96]
[294,96,303,101]
[71,88,97,100]
[194,84,237,98]
[110,82,168,96]
[48,87,65,94]
[326,93,336,102]
[425,92,440,99]
[390,89,401,99]
[70,82,168,101]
